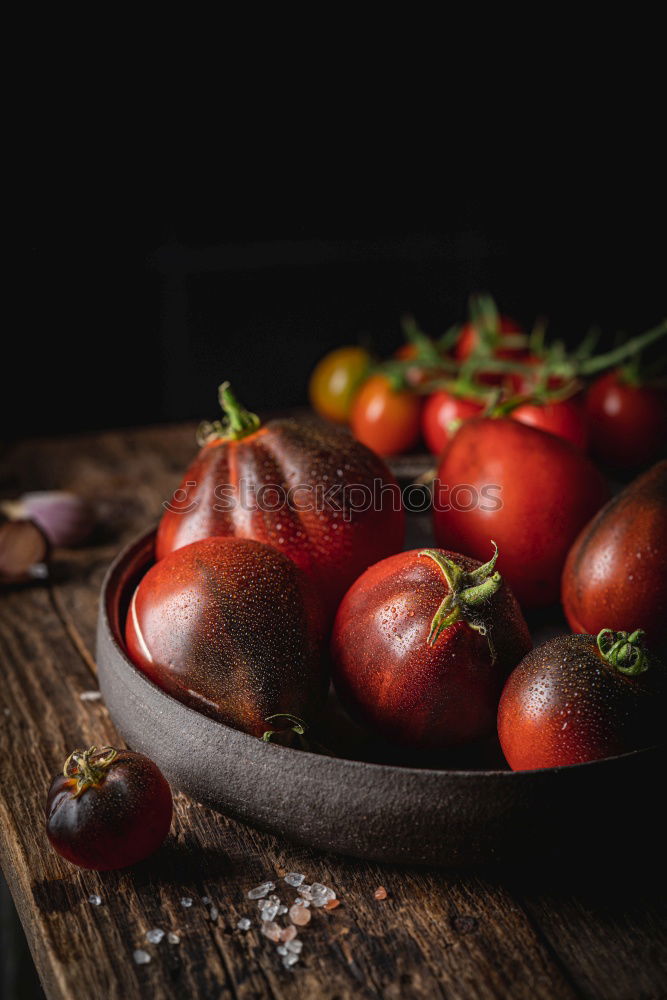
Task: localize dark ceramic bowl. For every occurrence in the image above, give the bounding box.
[96,529,662,867]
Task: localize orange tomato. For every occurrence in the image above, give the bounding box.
[351,375,422,456]
[309,346,371,423]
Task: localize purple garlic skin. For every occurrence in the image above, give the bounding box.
[13,492,94,547]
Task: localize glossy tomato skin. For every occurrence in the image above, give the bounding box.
[309,346,371,423]
[157,419,404,617]
[46,750,173,870]
[433,418,609,607]
[126,537,328,736]
[331,549,532,749]
[562,461,667,650]
[498,634,663,769]
[511,396,589,451]
[586,371,667,470]
[422,391,484,456]
[350,375,422,456]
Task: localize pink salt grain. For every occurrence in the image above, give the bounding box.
[374,886,388,900]
[324,899,341,910]
[289,904,311,926]
[281,925,297,942]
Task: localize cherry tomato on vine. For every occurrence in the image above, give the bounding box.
[510,396,589,451]
[586,370,667,470]
[498,630,665,769]
[309,346,371,423]
[350,375,422,456]
[455,315,524,363]
[422,390,485,456]
[45,746,173,870]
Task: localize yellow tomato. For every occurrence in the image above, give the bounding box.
[309,346,371,423]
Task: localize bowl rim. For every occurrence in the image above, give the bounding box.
[100,526,658,781]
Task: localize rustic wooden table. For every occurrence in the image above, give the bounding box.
[1,426,666,1000]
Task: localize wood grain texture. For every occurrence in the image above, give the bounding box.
[1,427,666,1000]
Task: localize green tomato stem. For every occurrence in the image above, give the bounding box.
[596,629,649,676]
[419,543,502,648]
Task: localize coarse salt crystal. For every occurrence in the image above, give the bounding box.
[277,945,287,956]
[292,898,310,908]
[277,905,288,915]
[209,906,219,922]
[261,921,282,943]
[133,949,151,965]
[286,939,303,954]
[80,691,102,702]
[284,873,305,887]
[236,918,251,931]
[310,883,335,906]
[146,929,164,944]
[88,894,102,906]
[201,896,211,905]
[167,932,180,945]
[180,897,193,908]
[297,885,313,900]
[282,952,299,968]
[281,925,297,942]
[260,903,279,922]
[248,882,275,900]
[289,904,311,926]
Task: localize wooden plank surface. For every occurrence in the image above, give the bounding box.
[1,426,666,1000]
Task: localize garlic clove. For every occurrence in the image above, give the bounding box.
[0,517,49,583]
[2,492,95,547]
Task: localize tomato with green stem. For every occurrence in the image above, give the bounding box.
[46,746,173,870]
[331,544,531,749]
[498,629,665,769]
[422,389,486,455]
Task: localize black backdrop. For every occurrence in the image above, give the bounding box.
[9,199,666,442]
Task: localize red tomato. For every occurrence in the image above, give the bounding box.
[562,461,667,649]
[510,396,589,451]
[394,343,430,387]
[331,546,531,749]
[350,375,422,456]
[127,537,327,735]
[455,315,524,362]
[422,390,485,456]
[46,746,173,870]
[157,383,404,618]
[586,370,667,470]
[432,418,609,607]
[498,631,664,770]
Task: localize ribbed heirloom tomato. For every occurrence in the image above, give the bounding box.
[433,417,609,607]
[126,537,328,736]
[46,746,173,870]
[157,383,404,617]
[331,544,531,749]
[498,629,665,769]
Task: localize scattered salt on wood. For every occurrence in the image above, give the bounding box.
[374,886,388,900]
[133,949,151,965]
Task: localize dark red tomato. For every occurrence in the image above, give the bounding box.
[433,418,609,607]
[157,383,404,618]
[46,746,172,870]
[126,537,328,736]
[498,630,665,769]
[562,461,667,649]
[350,375,422,456]
[331,545,532,749]
[510,396,589,451]
[422,390,485,456]
[586,370,667,470]
[455,315,524,362]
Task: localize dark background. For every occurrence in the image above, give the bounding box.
[9,191,666,443]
